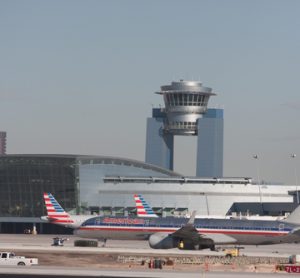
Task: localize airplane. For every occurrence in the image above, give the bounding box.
[41,193,94,229]
[74,200,300,250]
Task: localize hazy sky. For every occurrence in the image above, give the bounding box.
[1,0,300,184]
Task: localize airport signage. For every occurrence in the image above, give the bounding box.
[285,265,300,273]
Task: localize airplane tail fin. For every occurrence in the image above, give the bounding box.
[43,193,74,224]
[284,205,300,225]
[134,194,158,218]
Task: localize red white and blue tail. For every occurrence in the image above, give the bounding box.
[134,194,158,218]
[43,193,74,225]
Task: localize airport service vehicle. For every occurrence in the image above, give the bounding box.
[223,247,244,258]
[41,193,94,228]
[0,252,38,266]
[75,201,300,250]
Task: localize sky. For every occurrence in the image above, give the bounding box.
[0,0,300,184]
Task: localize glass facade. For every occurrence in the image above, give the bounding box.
[0,155,77,217]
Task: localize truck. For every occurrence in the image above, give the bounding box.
[0,252,38,266]
[223,247,244,258]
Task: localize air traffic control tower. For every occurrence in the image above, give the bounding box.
[145,80,224,177]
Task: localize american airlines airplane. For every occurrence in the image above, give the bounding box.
[42,193,300,250]
[41,193,94,228]
[75,197,300,250]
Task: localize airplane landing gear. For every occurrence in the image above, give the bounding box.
[99,238,107,247]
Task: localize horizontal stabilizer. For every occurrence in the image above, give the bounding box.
[47,217,59,222]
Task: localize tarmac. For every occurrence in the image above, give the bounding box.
[0,234,300,277]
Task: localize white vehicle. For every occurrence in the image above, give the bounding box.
[0,252,38,266]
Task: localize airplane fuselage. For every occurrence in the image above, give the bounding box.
[74,216,300,245]
[41,215,94,229]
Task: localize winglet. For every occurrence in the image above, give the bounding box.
[187,210,197,225]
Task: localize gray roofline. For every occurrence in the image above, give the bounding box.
[1,154,181,177]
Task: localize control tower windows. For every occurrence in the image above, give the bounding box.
[178,94,183,105]
[170,121,196,130]
[164,92,210,107]
[173,94,178,106]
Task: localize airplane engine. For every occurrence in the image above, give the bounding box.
[196,238,215,250]
[148,233,178,249]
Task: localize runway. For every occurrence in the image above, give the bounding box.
[0,266,299,278]
[0,234,300,277]
[0,233,298,257]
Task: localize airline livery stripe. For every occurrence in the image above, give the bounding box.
[46,215,70,218]
[137,211,155,215]
[51,220,74,223]
[79,226,289,236]
[47,205,59,208]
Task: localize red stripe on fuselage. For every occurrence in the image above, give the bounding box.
[51,219,74,223]
[46,214,70,218]
[78,226,288,236]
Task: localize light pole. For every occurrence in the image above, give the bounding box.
[253,155,262,205]
[291,154,299,204]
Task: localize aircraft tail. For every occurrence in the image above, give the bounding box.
[284,205,300,225]
[134,194,158,217]
[43,193,74,225]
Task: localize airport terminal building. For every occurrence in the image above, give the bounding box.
[0,154,297,234]
[0,80,298,234]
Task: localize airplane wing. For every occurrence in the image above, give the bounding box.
[171,211,236,245]
[290,227,300,235]
[170,211,203,245]
[201,233,237,244]
[171,223,200,243]
[171,224,237,244]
